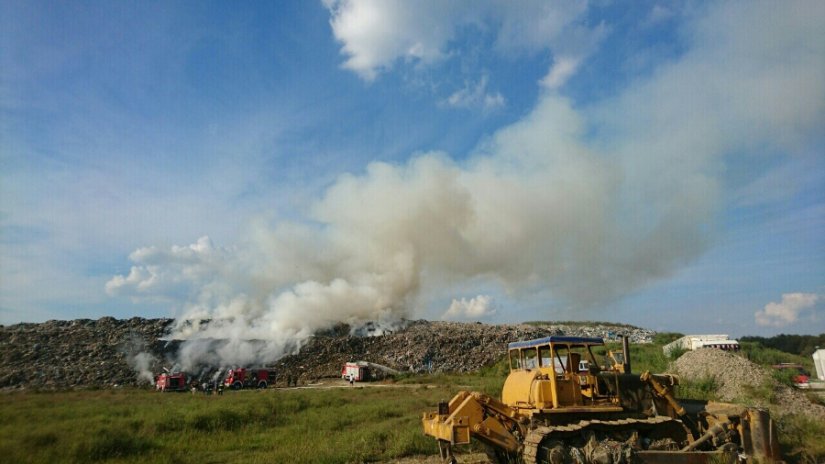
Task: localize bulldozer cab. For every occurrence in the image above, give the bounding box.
[503,336,619,411]
[606,350,626,373]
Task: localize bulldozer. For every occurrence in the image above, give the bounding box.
[422,335,780,463]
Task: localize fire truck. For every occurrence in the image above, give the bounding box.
[155,372,187,392]
[223,368,275,389]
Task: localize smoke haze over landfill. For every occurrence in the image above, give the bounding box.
[2,1,824,360]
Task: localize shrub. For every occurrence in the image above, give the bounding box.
[677,376,719,401]
[776,414,825,464]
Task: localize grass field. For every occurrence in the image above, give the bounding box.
[0,382,473,464]
[0,366,513,464]
[2,341,822,464]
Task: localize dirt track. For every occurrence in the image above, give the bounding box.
[387,453,489,464]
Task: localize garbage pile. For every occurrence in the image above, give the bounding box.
[272,320,652,385]
[0,317,174,389]
[0,317,652,390]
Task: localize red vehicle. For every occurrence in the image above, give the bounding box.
[223,368,275,389]
[155,372,187,392]
[772,363,811,388]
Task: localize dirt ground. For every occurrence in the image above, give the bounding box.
[278,378,435,390]
[386,453,490,464]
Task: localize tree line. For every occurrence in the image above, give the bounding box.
[740,334,825,357]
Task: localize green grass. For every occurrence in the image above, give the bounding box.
[0,386,455,464]
[776,414,825,464]
[738,341,815,373]
[1,338,821,464]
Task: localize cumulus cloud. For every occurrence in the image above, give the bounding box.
[442,295,496,321]
[108,0,824,368]
[106,236,232,300]
[443,75,505,111]
[755,293,821,327]
[323,0,598,81]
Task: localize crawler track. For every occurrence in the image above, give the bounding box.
[522,415,684,464]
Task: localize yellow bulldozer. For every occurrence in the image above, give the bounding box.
[422,335,780,463]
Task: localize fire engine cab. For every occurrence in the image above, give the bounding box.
[223,368,275,389]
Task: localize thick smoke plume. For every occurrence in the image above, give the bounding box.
[107,1,823,370]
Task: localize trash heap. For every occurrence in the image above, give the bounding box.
[0,317,652,390]
[244,320,653,385]
[0,317,174,389]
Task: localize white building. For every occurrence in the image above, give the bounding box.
[813,349,825,381]
[663,334,740,356]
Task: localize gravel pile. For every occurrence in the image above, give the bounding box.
[0,317,650,390]
[672,348,825,420]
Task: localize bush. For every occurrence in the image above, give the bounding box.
[777,414,825,464]
[677,376,719,401]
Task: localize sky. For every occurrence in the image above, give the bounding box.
[1,0,824,344]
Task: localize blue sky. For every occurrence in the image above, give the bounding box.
[1,0,823,339]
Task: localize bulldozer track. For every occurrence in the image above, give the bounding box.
[521,415,678,464]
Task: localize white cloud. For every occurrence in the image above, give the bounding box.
[443,75,505,111]
[755,293,821,327]
[540,56,581,90]
[323,0,465,80]
[442,295,496,321]
[323,0,598,81]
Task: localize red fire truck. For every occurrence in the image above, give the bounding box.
[223,368,275,389]
[155,372,187,392]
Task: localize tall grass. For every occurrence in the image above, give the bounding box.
[776,414,825,464]
[738,341,815,372]
[0,386,449,464]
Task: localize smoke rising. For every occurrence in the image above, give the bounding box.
[120,335,158,384]
[107,1,823,370]
[103,96,677,369]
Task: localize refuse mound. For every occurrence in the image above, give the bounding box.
[672,348,825,420]
[0,317,651,390]
[274,320,651,386]
[0,317,174,390]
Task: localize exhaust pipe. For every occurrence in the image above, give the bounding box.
[622,335,631,373]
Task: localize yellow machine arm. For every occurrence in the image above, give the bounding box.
[422,390,525,460]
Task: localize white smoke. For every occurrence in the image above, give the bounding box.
[107,1,824,369]
[130,352,157,385]
[121,335,158,384]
